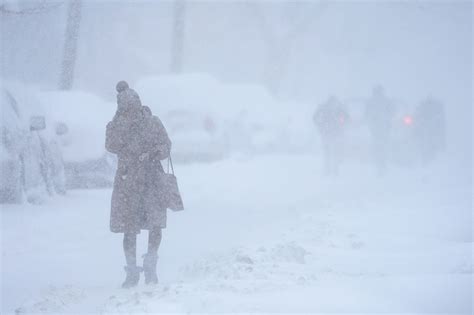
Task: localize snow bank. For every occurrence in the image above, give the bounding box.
[3,155,471,313]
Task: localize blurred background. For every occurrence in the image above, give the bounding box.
[1,1,473,313]
[2,0,472,102]
[1,0,471,197]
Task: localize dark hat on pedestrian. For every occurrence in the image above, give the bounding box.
[116,81,142,111]
[116,80,129,93]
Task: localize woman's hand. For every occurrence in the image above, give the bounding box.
[139,152,149,162]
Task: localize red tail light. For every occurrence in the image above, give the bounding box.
[403,115,413,126]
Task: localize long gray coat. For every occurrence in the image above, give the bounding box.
[105,106,171,234]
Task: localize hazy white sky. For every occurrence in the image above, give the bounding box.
[1,1,470,103]
[0,1,471,125]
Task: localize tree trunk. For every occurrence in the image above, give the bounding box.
[170,0,186,73]
[250,2,327,98]
[59,0,82,90]
[262,42,292,97]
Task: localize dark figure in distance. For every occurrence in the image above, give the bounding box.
[413,97,446,164]
[313,96,349,176]
[105,81,171,288]
[365,85,395,176]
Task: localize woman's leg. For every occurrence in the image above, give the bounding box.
[147,228,162,255]
[143,228,161,284]
[123,232,137,266]
[122,232,140,288]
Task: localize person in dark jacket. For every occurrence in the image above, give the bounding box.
[365,85,394,176]
[313,96,349,176]
[413,97,446,164]
[105,81,171,288]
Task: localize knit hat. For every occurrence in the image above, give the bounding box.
[116,80,129,93]
[116,81,142,111]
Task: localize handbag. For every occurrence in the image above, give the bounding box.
[162,155,184,211]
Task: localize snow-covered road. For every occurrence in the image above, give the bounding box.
[2,155,472,313]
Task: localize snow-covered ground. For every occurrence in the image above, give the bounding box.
[2,155,472,314]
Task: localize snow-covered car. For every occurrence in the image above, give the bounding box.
[0,85,66,204]
[162,108,229,162]
[136,73,312,162]
[37,91,117,189]
[136,74,234,162]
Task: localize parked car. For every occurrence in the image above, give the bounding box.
[162,109,229,162]
[37,90,117,189]
[136,73,309,162]
[0,84,66,204]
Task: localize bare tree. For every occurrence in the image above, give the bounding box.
[59,0,82,90]
[250,2,327,97]
[170,0,186,73]
[0,1,63,15]
[1,1,65,85]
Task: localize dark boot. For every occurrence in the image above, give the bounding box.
[122,265,142,288]
[143,253,158,285]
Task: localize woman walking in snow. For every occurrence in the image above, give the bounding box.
[105,81,171,288]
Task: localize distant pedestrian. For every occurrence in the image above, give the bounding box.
[313,96,349,176]
[413,97,446,164]
[365,85,394,175]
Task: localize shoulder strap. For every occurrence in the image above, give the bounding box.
[167,154,175,175]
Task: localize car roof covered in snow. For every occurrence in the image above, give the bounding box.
[36,90,116,162]
[135,73,280,121]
